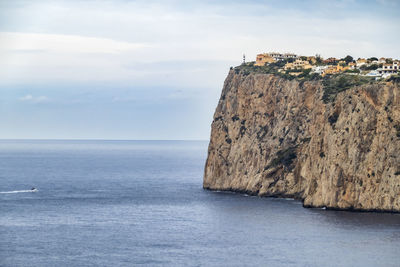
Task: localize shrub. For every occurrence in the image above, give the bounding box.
[322,75,373,103]
[343,55,354,63]
[387,75,400,83]
[344,69,360,74]
[315,56,323,65]
[298,68,312,77]
[360,64,379,71]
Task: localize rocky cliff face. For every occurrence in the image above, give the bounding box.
[203,70,400,212]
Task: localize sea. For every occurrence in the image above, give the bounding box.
[0,140,399,267]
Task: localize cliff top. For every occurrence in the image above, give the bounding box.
[234,61,399,82]
[231,63,399,103]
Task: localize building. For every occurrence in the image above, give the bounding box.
[267,52,297,61]
[377,61,399,76]
[336,64,349,72]
[307,56,317,64]
[321,64,349,76]
[283,53,297,59]
[268,52,283,60]
[255,53,275,66]
[255,52,298,66]
[322,66,338,76]
[312,65,329,74]
[323,57,338,64]
[356,58,368,67]
[284,59,312,70]
[348,62,356,69]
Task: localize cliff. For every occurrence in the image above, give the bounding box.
[203,70,400,212]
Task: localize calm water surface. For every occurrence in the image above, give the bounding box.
[0,140,399,266]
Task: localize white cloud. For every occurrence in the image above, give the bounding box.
[0,1,398,89]
[19,94,50,103]
[0,32,149,54]
[0,1,399,139]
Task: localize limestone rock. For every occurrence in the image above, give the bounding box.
[203,70,400,212]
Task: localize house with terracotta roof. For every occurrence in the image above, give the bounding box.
[255,53,275,66]
[284,59,312,71]
[356,58,368,67]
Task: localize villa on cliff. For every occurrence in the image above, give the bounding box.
[283,59,312,71]
[255,53,275,66]
[255,52,298,66]
[252,52,399,79]
[377,61,400,77]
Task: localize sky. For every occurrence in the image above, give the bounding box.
[0,0,399,140]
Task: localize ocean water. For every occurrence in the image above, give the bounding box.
[0,140,399,267]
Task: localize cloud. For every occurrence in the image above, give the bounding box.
[0,0,399,139]
[0,32,149,54]
[19,94,50,103]
[376,0,399,6]
[0,0,399,88]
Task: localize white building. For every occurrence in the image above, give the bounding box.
[312,65,328,74]
[267,52,297,61]
[377,61,399,76]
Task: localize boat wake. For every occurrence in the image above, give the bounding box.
[0,188,38,194]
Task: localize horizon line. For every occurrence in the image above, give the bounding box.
[0,138,209,142]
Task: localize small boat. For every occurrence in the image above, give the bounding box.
[31,187,37,191]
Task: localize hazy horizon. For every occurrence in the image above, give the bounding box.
[0,138,209,141]
[1,0,399,139]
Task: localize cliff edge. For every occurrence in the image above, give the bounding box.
[204,70,400,212]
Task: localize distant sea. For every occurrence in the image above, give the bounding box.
[1,140,399,266]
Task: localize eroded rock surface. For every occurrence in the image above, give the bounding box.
[203,70,400,212]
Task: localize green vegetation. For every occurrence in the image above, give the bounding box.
[343,55,354,63]
[387,74,400,83]
[360,64,379,70]
[344,69,360,74]
[234,61,320,81]
[234,60,286,75]
[322,75,374,103]
[315,55,323,65]
[233,59,398,104]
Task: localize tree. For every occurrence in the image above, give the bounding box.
[360,64,379,70]
[315,56,323,65]
[344,55,353,64]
